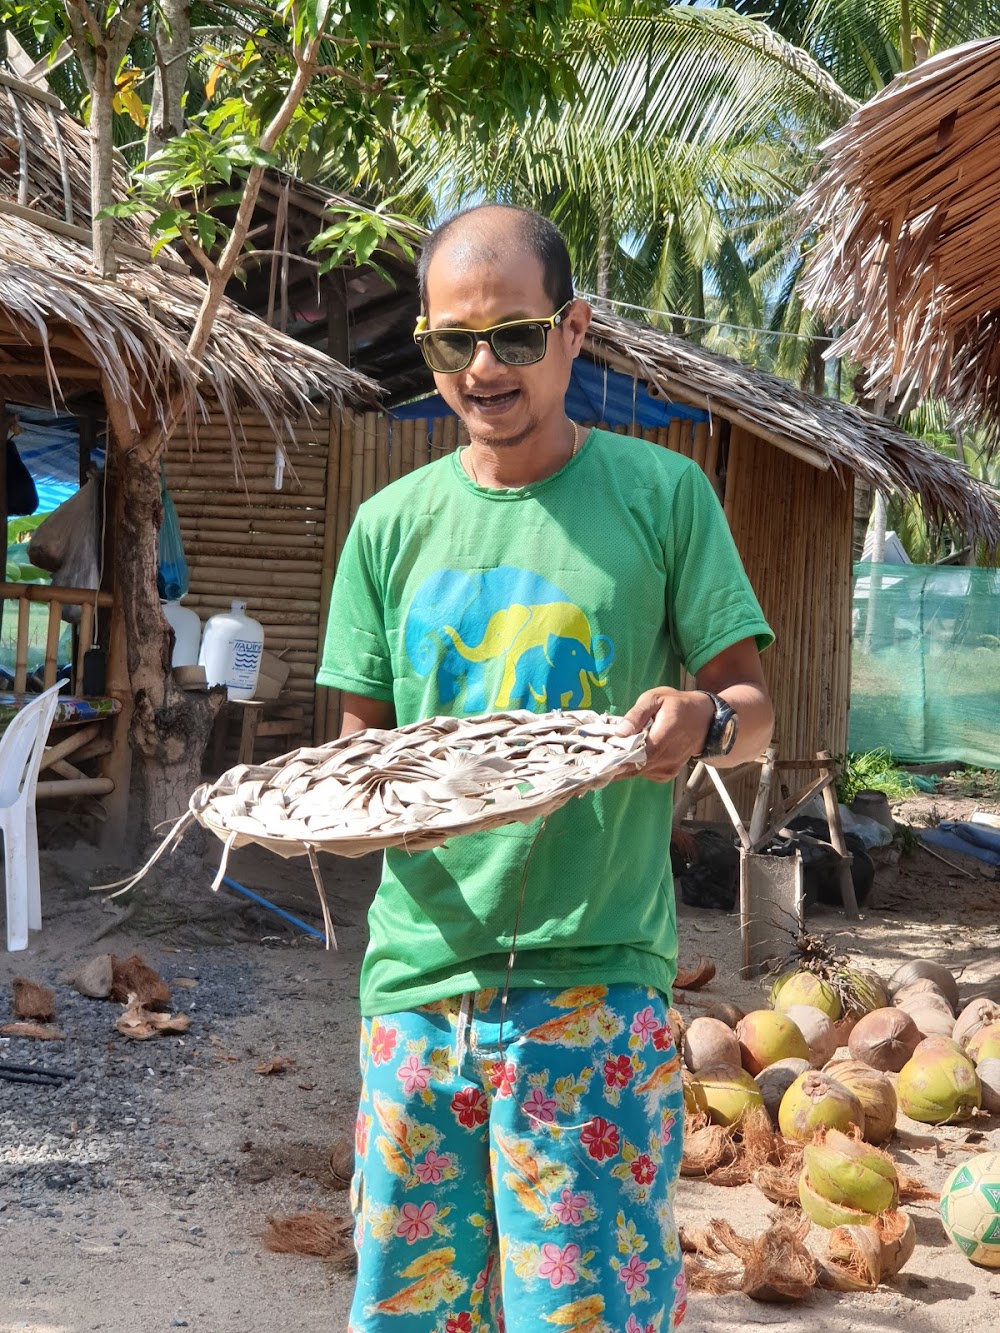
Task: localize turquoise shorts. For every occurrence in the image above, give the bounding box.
[349,984,687,1332]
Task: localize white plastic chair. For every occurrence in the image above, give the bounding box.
[1,681,64,951]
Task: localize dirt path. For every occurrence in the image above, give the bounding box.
[2,786,999,1332]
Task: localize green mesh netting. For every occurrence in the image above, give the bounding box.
[850,563,1000,767]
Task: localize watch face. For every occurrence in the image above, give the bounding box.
[720,715,738,752]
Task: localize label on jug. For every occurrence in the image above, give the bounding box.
[229,637,263,689]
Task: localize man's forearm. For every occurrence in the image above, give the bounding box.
[707,682,774,768]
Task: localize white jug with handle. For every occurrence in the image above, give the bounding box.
[198,600,264,700]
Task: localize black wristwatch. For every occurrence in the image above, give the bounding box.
[694,691,739,759]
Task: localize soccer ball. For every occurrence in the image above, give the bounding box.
[939,1152,1000,1267]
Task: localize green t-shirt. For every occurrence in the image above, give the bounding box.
[318,428,773,1016]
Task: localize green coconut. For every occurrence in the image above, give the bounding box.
[913,1035,965,1060]
[772,971,842,1021]
[736,1010,810,1076]
[896,1047,981,1124]
[803,1129,899,1215]
[799,1173,876,1228]
[823,1059,898,1145]
[688,1064,765,1128]
[755,1057,812,1123]
[778,1070,865,1143]
[966,1022,1000,1066]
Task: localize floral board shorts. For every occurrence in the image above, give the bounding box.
[349,983,686,1333]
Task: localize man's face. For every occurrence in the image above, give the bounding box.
[422,244,590,448]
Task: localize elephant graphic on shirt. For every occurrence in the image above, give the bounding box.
[403,565,615,714]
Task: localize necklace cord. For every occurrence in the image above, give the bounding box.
[466,419,580,486]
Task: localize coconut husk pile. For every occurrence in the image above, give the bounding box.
[683,1216,817,1302]
[682,1106,802,1193]
[110,954,171,1009]
[262,1209,355,1270]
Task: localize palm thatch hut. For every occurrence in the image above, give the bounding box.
[190,173,1000,817]
[798,37,1000,432]
[0,73,376,845]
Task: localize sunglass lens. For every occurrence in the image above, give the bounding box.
[491,323,547,366]
[422,331,475,372]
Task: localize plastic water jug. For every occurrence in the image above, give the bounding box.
[161,599,201,668]
[198,601,265,700]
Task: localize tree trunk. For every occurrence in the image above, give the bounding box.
[89,48,118,278]
[146,0,191,161]
[596,208,612,300]
[114,437,223,843]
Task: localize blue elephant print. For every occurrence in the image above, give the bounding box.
[403,566,615,714]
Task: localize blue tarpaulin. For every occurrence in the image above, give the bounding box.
[391,357,708,431]
[7,405,98,514]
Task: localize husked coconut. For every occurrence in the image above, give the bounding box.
[976,1058,1000,1114]
[755,1057,812,1122]
[783,1004,838,1068]
[887,960,959,1010]
[954,998,1000,1049]
[682,1017,741,1074]
[848,1008,920,1072]
[901,1004,957,1040]
[823,1058,898,1144]
[893,980,955,1017]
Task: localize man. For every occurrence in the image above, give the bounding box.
[319,204,774,1332]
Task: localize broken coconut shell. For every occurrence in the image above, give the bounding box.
[778,1071,864,1143]
[675,956,717,990]
[782,1004,838,1068]
[888,960,959,1011]
[683,1017,741,1074]
[71,953,113,999]
[799,1173,876,1228]
[954,997,1000,1049]
[110,954,170,1010]
[848,1007,920,1072]
[681,1121,736,1177]
[802,1130,898,1215]
[817,1225,882,1290]
[736,1010,810,1076]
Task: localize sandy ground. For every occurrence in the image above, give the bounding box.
[2,784,1000,1333]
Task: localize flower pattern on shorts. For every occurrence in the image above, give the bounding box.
[451,1086,489,1128]
[370,1021,398,1065]
[551,1188,588,1227]
[415,1149,452,1184]
[397,1053,431,1095]
[522,1086,558,1123]
[538,1242,580,1288]
[580,1116,620,1161]
[395,1200,438,1243]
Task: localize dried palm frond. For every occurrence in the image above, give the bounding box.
[97,710,646,947]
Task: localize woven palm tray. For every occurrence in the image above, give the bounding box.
[102,709,646,945]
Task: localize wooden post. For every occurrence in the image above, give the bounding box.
[1,393,7,655]
[748,743,778,845]
[314,405,340,743]
[819,749,861,920]
[97,449,134,855]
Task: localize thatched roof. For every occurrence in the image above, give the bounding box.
[585,305,1000,543]
[199,169,1000,544]
[0,71,377,433]
[798,38,1000,435]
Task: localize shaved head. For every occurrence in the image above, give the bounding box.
[418,205,574,313]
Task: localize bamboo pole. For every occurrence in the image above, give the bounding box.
[362,412,378,501]
[37,776,115,800]
[375,414,390,493]
[43,602,61,688]
[14,597,29,691]
[350,414,366,523]
[315,409,342,743]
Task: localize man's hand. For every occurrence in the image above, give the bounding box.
[615,637,774,783]
[615,688,714,782]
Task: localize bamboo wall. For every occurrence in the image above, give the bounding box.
[165,407,852,802]
[721,426,855,816]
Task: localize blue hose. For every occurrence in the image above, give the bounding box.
[220,875,327,941]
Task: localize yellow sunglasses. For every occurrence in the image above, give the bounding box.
[413,301,574,373]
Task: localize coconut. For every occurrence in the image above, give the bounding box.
[799,1173,875,1228]
[913,1035,965,1060]
[819,1225,882,1290]
[668,1007,685,1052]
[778,1071,865,1143]
[900,1004,958,1040]
[976,1059,1000,1114]
[736,1010,810,1076]
[755,1058,812,1123]
[682,1017,742,1074]
[893,980,955,1017]
[847,969,891,1015]
[803,1129,898,1214]
[896,1048,981,1124]
[848,1007,920,1072]
[823,1059,898,1145]
[704,1001,745,1029]
[782,1004,838,1068]
[689,1065,765,1128]
[888,960,960,1011]
[954,997,1000,1049]
[965,1022,1000,1066]
[772,971,842,1021]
